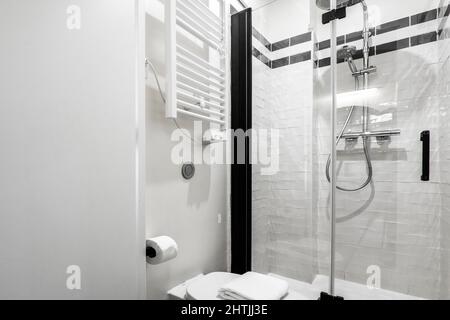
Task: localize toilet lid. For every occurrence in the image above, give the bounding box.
[186,272,240,300]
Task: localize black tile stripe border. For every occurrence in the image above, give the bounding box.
[253,31,313,52]
[237,4,450,53]
[315,29,445,69]
[268,32,313,52]
[376,17,409,36]
[235,4,450,69]
[411,9,437,26]
[253,28,447,70]
[375,38,409,55]
[252,48,312,69]
[317,6,449,51]
[252,47,272,68]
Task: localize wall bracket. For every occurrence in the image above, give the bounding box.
[322,7,347,24]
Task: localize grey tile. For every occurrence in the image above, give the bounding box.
[290,32,312,46]
[376,17,410,35]
[318,57,331,68]
[318,39,330,50]
[260,35,271,47]
[411,9,437,25]
[345,28,375,43]
[259,53,271,66]
[346,30,362,43]
[271,57,289,69]
[252,46,272,68]
[376,38,410,55]
[410,31,437,47]
[290,51,311,64]
[252,47,261,58]
[316,36,349,51]
[252,27,271,49]
[272,39,290,51]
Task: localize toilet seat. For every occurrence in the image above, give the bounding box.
[186,272,240,300]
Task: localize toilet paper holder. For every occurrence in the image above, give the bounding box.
[146,247,157,258]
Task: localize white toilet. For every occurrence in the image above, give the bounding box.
[169,272,310,300]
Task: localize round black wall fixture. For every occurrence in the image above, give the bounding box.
[182,163,195,180]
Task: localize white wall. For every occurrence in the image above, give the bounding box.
[144,0,228,300]
[0,0,146,299]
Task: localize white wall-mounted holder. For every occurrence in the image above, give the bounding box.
[202,128,228,145]
[166,0,230,131]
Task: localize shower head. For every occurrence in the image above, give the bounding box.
[338,45,359,74]
[337,45,357,61]
[315,0,362,11]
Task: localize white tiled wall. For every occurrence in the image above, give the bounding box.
[252,55,318,282]
[251,0,319,283]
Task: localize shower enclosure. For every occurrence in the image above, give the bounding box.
[249,0,450,299]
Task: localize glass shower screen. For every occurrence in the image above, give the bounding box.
[331,0,450,300]
[250,0,330,296]
[250,0,450,300]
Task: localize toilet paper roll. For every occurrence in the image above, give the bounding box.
[146,236,178,265]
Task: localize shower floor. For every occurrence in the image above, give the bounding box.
[270,274,424,300]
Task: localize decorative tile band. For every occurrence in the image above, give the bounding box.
[316,29,449,68]
[252,47,312,69]
[270,32,312,52]
[316,5,450,53]
[232,4,450,70]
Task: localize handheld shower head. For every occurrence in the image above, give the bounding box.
[337,45,359,74]
[337,45,357,61]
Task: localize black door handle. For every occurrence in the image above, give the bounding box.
[421,131,430,181]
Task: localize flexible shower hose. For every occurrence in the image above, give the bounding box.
[325,77,373,192]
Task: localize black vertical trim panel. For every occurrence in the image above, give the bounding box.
[231,8,252,274]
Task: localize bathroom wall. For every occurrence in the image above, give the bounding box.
[0,0,146,299]
[312,0,450,299]
[144,0,228,299]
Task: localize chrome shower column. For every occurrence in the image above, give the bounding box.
[361,0,370,133]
